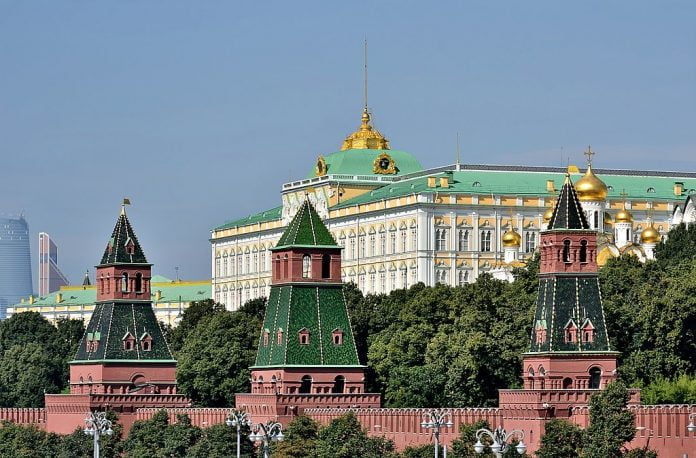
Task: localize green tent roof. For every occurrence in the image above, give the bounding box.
[548,175,590,230]
[273,200,338,250]
[100,209,148,265]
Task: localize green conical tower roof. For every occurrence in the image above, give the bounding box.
[273,199,339,250]
[254,200,361,369]
[100,206,149,265]
[548,174,590,230]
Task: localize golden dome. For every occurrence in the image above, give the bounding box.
[615,208,633,223]
[340,108,390,151]
[543,206,554,223]
[575,165,608,202]
[502,227,522,247]
[604,211,613,226]
[640,224,660,244]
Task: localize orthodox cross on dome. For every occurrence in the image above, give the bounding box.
[584,145,595,166]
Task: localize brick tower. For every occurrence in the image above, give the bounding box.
[523,173,619,393]
[45,202,189,433]
[236,199,380,423]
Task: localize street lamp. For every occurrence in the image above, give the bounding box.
[84,411,113,458]
[226,410,252,458]
[687,413,696,433]
[420,409,453,458]
[473,426,526,458]
[249,421,284,458]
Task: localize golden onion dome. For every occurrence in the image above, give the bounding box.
[640,224,660,244]
[340,107,390,151]
[502,228,522,247]
[604,211,613,227]
[543,206,554,223]
[575,165,608,202]
[615,208,634,223]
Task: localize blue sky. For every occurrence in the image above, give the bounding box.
[1,1,694,285]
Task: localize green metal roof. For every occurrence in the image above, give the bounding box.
[214,205,282,231]
[253,284,361,368]
[273,200,338,250]
[100,209,148,265]
[306,149,423,179]
[333,168,696,209]
[548,176,590,230]
[9,280,211,309]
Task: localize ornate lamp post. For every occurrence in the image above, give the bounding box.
[420,409,453,458]
[473,426,526,458]
[249,421,284,458]
[83,411,113,458]
[226,411,252,458]
[687,413,696,433]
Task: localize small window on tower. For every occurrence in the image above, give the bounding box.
[563,240,571,263]
[277,328,284,345]
[122,332,135,351]
[332,328,344,345]
[298,328,310,345]
[564,320,578,343]
[263,329,270,346]
[302,255,311,278]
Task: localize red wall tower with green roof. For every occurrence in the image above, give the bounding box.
[44,203,189,434]
[236,199,380,423]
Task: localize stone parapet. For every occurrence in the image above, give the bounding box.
[136,407,233,427]
[0,408,46,426]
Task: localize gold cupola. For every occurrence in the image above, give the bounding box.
[575,147,608,202]
[640,222,660,244]
[615,206,633,223]
[340,107,390,151]
[502,224,522,248]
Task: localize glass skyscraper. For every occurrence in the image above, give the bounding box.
[0,216,33,319]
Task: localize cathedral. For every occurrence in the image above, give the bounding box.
[211,106,696,309]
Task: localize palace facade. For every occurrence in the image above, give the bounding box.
[211,107,696,310]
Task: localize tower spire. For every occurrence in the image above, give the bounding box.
[455,132,461,170]
[363,37,368,112]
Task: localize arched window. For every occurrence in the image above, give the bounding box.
[322,255,331,279]
[525,232,536,253]
[563,377,573,389]
[135,272,143,292]
[106,274,110,293]
[283,255,289,279]
[390,232,397,254]
[302,255,311,278]
[435,229,448,251]
[298,328,310,345]
[121,273,129,293]
[332,375,345,394]
[369,234,376,256]
[594,212,599,229]
[563,240,571,263]
[299,375,312,394]
[579,240,588,263]
[589,367,601,389]
[626,228,630,240]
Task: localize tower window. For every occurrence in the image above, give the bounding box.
[332,375,345,394]
[579,240,588,263]
[263,330,270,346]
[321,254,331,279]
[299,375,312,394]
[298,328,310,345]
[135,272,143,292]
[121,273,129,293]
[302,255,311,278]
[332,328,344,345]
[564,321,578,343]
[589,367,602,389]
[277,329,284,345]
[122,332,135,351]
[594,212,599,229]
[563,240,571,263]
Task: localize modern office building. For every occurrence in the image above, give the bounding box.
[0,215,33,319]
[38,232,70,296]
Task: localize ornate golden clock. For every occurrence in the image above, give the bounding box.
[315,156,328,176]
[373,152,397,175]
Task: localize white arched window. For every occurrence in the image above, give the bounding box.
[435,229,448,251]
[457,270,469,286]
[400,229,407,252]
[302,255,311,278]
[222,254,228,276]
[525,232,536,253]
[369,234,376,257]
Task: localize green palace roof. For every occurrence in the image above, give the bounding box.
[10,280,211,309]
[273,199,338,250]
[306,149,424,179]
[213,165,696,231]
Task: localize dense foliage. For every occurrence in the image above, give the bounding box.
[0,313,84,406]
[536,419,584,458]
[175,298,265,406]
[640,374,696,405]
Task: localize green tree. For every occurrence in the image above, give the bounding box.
[536,419,584,458]
[641,374,696,405]
[124,410,202,458]
[164,299,227,354]
[450,420,492,457]
[271,415,319,458]
[622,448,658,458]
[0,343,63,406]
[176,307,262,407]
[584,381,636,458]
[401,443,442,457]
[654,222,696,264]
[315,413,396,458]
[189,422,254,457]
[0,421,61,457]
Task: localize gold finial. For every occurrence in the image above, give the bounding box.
[615,189,634,223]
[121,198,131,215]
[584,145,595,166]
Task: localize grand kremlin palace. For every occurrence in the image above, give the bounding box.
[211,107,696,310]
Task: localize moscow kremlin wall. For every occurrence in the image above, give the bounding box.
[1,193,695,457]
